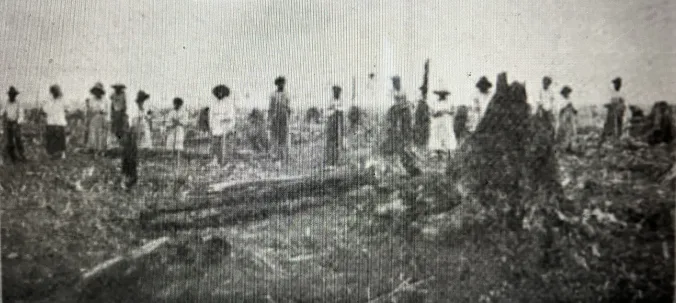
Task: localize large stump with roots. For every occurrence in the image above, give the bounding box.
[447,72,566,264]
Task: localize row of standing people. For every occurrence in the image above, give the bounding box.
[2,85,77,162]
[375,75,629,160]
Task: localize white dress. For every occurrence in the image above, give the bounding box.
[131,105,153,149]
[166,107,188,151]
[428,100,457,152]
[468,90,491,132]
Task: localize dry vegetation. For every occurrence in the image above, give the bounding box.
[1,100,674,302]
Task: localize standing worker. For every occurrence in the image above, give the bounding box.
[2,86,27,163]
[86,83,109,155]
[110,84,128,144]
[325,85,346,168]
[209,84,236,167]
[556,86,578,153]
[268,76,291,163]
[469,76,493,132]
[166,97,188,153]
[42,85,69,160]
[428,90,457,160]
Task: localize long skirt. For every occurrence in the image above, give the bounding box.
[87,113,108,151]
[137,120,153,149]
[270,117,289,160]
[121,129,138,188]
[428,114,457,152]
[325,112,344,166]
[111,110,126,140]
[45,125,67,156]
[211,133,235,165]
[166,126,185,151]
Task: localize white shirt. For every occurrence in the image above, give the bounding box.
[538,88,557,113]
[328,99,344,114]
[167,107,188,128]
[472,90,492,117]
[88,96,110,119]
[610,88,631,132]
[2,99,24,123]
[128,104,146,128]
[209,98,236,136]
[42,99,68,126]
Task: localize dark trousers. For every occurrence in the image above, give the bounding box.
[45,125,67,157]
[121,129,138,187]
[211,133,235,165]
[4,121,26,162]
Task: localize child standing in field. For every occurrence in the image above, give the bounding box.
[2,86,27,163]
[42,85,68,160]
[166,97,188,153]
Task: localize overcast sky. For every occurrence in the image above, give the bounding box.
[0,0,674,111]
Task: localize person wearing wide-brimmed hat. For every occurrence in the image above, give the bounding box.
[132,90,152,149]
[41,85,69,160]
[556,86,578,152]
[2,86,27,162]
[428,89,457,159]
[209,84,237,166]
[268,76,291,162]
[469,76,493,132]
[325,85,346,167]
[109,84,127,141]
[86,82,110,154]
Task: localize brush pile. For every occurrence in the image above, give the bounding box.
[377,72,674,302]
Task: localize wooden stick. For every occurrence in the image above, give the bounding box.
[366,276,435,303]
[81,237,170,282]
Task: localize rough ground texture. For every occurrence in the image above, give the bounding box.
[2,109,674,302]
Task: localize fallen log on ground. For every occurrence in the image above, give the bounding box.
[142,195,336,231]
[141,167,375,220]
[76,237,171,300]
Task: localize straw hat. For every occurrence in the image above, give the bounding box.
[433,90,450,100]
[136,90,150,103]
[476,76,493,91]
[90,82,105,96]
[111,84,126,91]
